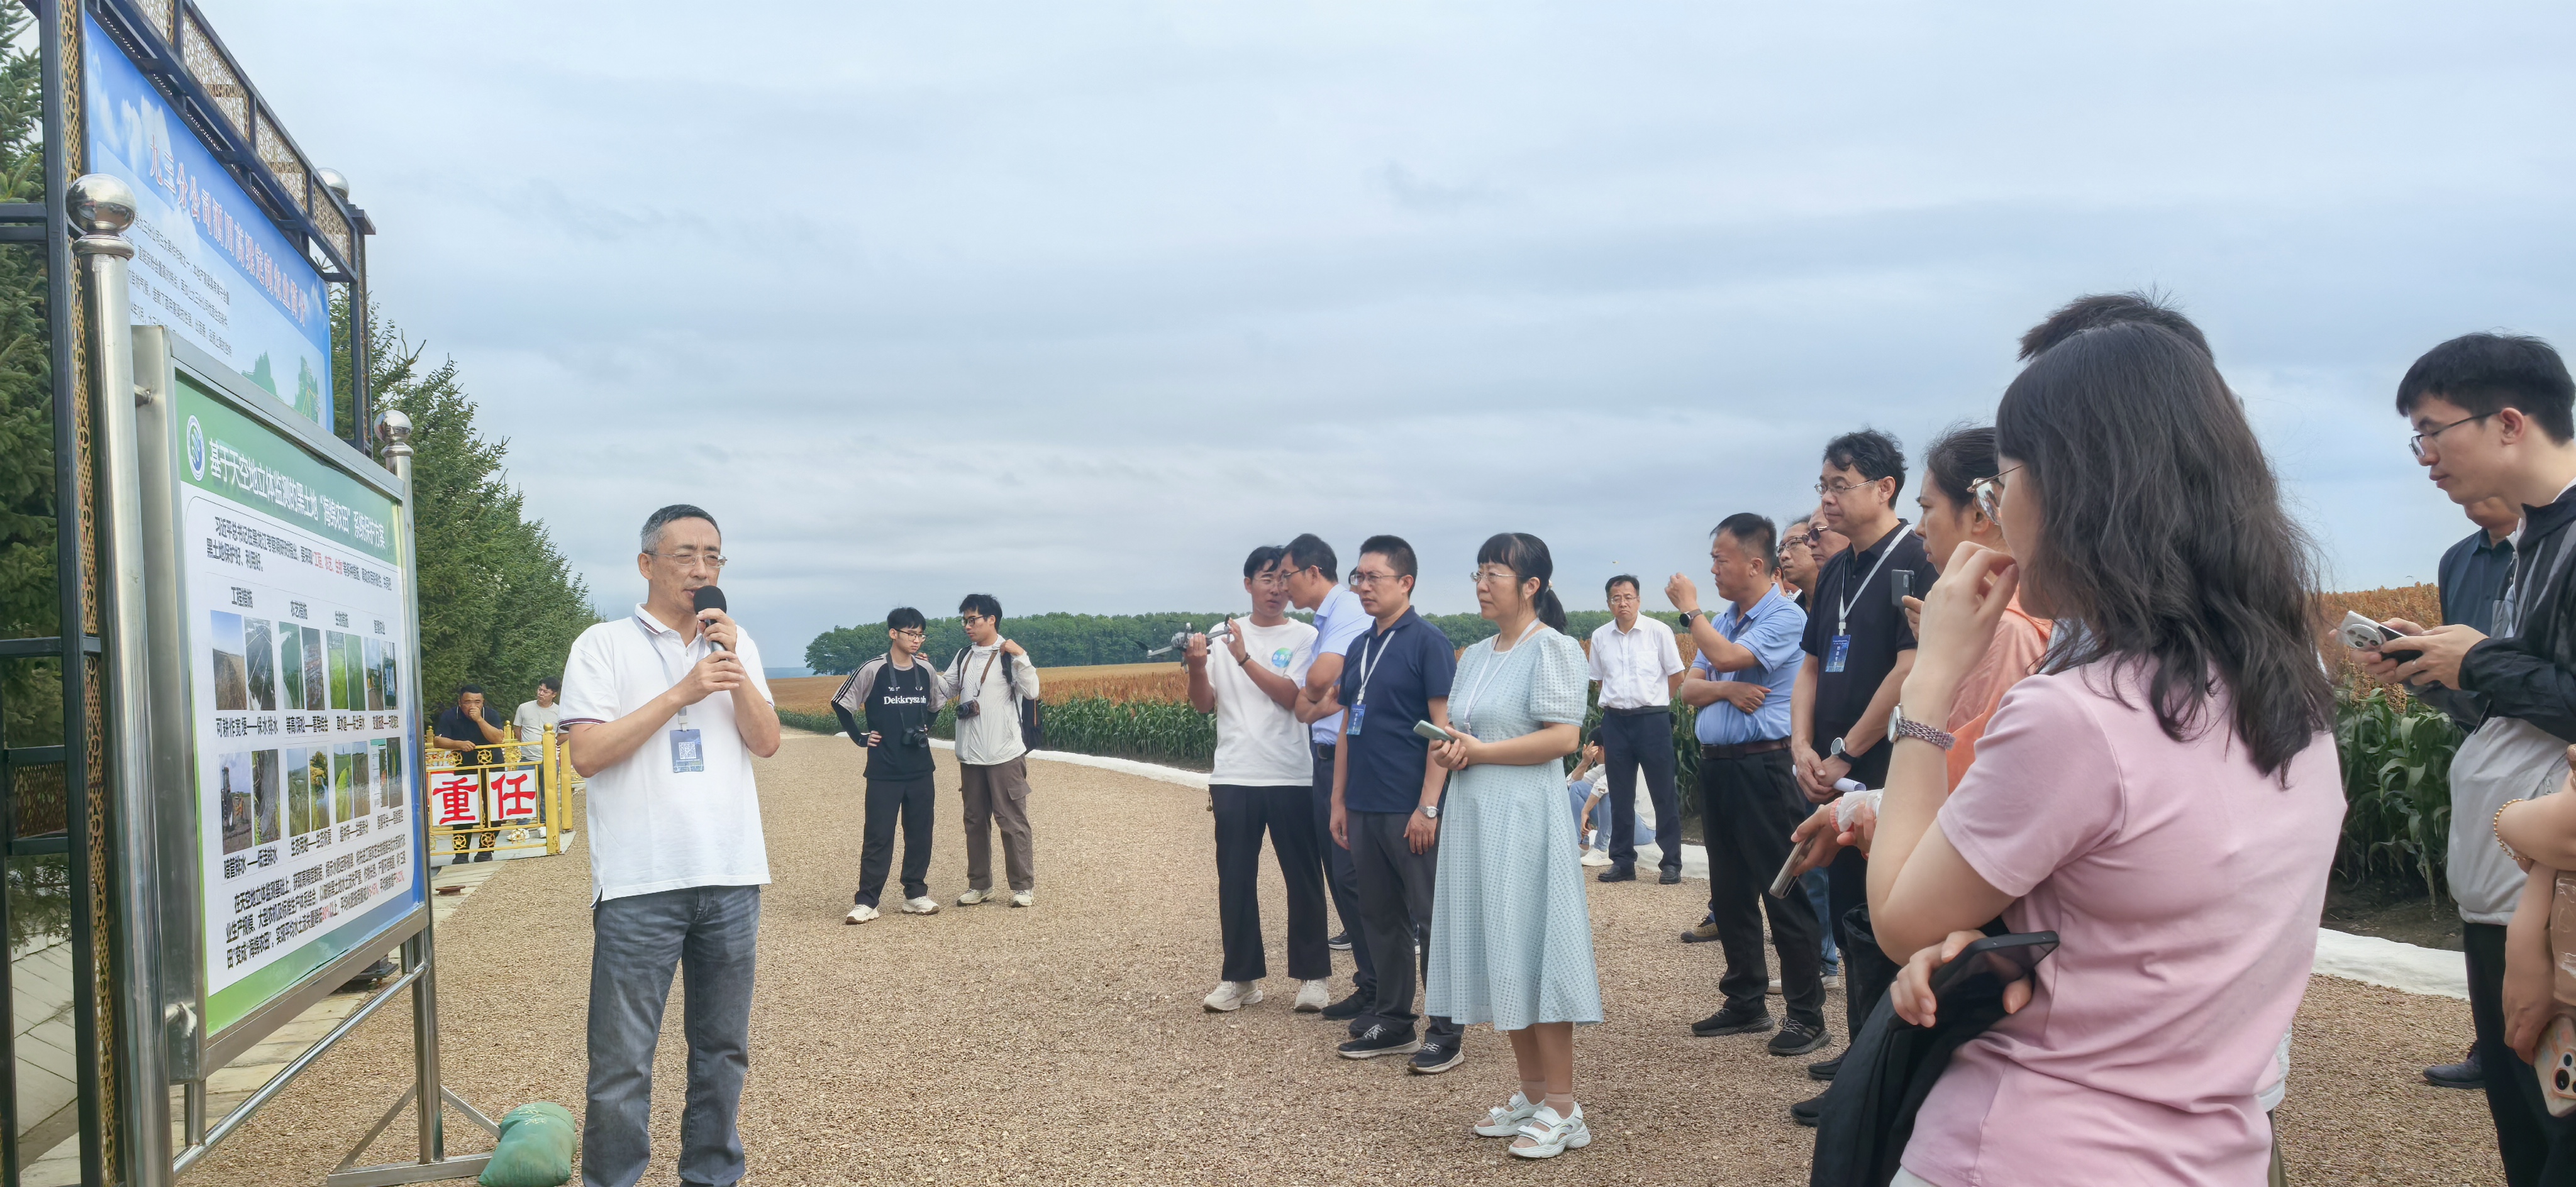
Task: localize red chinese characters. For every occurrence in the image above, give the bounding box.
[430,772,481,828]
[491,771,537,822]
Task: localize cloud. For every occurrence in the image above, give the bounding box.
[208,0,2576,656]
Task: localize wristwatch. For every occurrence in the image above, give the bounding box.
[1418,803,1440,820]
[1678,609,1702,627]
[1891,703,1957,751]
[1828,736,1847,761]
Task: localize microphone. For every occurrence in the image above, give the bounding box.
[691,585,728,651]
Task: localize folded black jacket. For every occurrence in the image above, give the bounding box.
[1810,912,2012,1187]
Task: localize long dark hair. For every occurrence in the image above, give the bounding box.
[1475,533,1567,634]
[1997,322,2331,777]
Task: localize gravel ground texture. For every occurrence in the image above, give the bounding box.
[179,732,2501,1186]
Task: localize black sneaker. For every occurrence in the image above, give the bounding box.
[1790,1091,1826,1127]
[1328,930,1353,951]
[1338,1022,1421,1059]
[1768,1020,1829,1056]
[1320,992,1368,1020]
[1408,1034,1464,1074]
[2425,1047,2484,1090]
[1659,868,1682,885]
[1597,866,1637,883]
[1807,1053,1843,1081]
[1690,1005,1773,1037]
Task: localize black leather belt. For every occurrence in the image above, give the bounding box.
[1700,738,1791,759]
[1311,743,1336,760]
[1602,705,1671,717]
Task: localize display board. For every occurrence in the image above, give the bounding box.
[165,364,421,1035]
[84,13,335,428]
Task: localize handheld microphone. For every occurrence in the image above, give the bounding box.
[691,585,729,651]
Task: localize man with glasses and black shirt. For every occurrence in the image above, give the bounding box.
[832,607,955,924]
[1326,535,1465,1073]
[1788,429,1940,1096]
[1283,533,1379,1019]
[1588,575,1686,884]
[945,594,1041,908]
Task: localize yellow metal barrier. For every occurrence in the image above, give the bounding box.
[424,724,576,864]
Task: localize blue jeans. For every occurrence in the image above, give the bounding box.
[1802,868,1838,969]
[1566,780,1610,846]
[586,884,762,1187]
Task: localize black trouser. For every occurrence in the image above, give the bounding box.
[2468,920,2576,1184]
[853,775,935,908]
[1817,724,1894,1042]
[1347,809,1458,1038]
[1601,707,1680,873]
[1313,744,1377,1000]
[1214,783,1331,983]
[1702,748,1825,1030]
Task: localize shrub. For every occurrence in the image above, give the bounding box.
[2334,683,2462,897]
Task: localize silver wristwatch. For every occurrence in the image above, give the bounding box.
[1418,803,1440,820]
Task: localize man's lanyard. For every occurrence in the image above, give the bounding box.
[1835,522,1907,638]
[1352,621,1398,707]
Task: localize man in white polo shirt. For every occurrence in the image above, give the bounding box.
[560,504,780,1187]
[1587,574,1686,884]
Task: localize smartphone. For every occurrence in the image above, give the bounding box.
[2541,1016,2576,1117]
[1768,834,1818,898]
[1927,931,2058,1010]
[2338,610,2424,663]
[1891,569,1913,608]
[1412,719,1455,743]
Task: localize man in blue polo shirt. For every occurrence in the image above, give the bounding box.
[1326,534,1463,1073]
[1667,514,1826,1059]
[1284,533,1377,1020]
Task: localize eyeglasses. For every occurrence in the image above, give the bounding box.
[645,549,726,570]
[1970,464,2023,522]
[891,628,927,639]
[1348,570,1401,588]
[2409,413,2489,461]
[960,614,991,626]
[1250,573,1291,589]
[1814,477,1880,497]
[1470,568,1523,587]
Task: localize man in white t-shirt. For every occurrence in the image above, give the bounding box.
[559,504,779,1187]
[512,675,563,830]
[1187,545,1330,1014]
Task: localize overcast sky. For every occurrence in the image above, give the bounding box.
[213,1,2575,662]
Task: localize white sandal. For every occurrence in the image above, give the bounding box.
[1508,1104,1592,1159]
[1474,1091,1541,1137]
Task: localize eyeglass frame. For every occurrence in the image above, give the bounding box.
[889,627,928,639]
[2409,412,2490,461]
[1248,571,1292,590]
[1348,569,1406,589]
[643,549,728,569]
[1970,463,2024,524]
[1814,475,1890,497]
[1470,566,1530,588]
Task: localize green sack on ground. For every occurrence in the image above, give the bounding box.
[479,1101,576,1187]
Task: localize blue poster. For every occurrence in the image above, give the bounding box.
[83,16,333,427]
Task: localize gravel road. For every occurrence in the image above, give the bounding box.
[178,731,2499,1185]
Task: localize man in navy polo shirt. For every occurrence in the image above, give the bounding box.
[1326,534,1463,1073]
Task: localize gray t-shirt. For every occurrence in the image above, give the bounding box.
[514,698,562,765]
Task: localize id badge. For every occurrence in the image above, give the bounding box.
[1347,702,1367,737]
[670,728,705,773]
[1824,635,1852,674]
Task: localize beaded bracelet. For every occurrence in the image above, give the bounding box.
[2497,798,2529,863]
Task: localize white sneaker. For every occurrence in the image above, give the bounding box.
[1011,891,1036,908]
[957,887,1000,906]
[1203,981,1263,1012]
[1580,848,1613,868]
[1475,1091,1541,1137]
[1508,1104,1592,1159]
[901,897,940,915]
[843,903,879,925]
[1294,980,1331,1012]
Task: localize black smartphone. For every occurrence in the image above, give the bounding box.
[1891,569,1913,608]
[1926,931,2058,1010]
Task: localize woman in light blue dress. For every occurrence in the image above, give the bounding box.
[1425,532,1601,1159]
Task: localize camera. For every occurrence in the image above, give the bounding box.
[955,699,981,720]
[901,723,932,748]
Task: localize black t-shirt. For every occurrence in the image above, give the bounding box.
[864,660,936,781]
[1799,523,1942,743]
[435,704,506,766]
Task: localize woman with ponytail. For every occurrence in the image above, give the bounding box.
[1424,532,1601,1159]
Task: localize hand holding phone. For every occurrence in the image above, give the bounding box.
[2340,610,2423,662]
[1412,719,1455,743]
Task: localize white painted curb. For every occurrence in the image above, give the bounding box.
[814,731,2467,998]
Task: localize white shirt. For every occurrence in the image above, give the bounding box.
[1587,614,1684,709]
[949,642,1040,766]
[1307,585,1370,744]
[1208,619,1318,787]
[559,605,774,903]
[513,698,561,765]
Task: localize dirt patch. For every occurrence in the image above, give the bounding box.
[2323,876,2462,952]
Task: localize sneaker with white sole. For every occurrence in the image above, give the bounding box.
[1338,1022,1421,1059]
[1579,848,1613,867]
[957,887,1001,906]
[1509,1104,1592,1159]
[901,897,940,915]
[1203,981,1263,1012]
[1475,1091,1541,1137]
[1011,890,1036,908]
[843,903,880,925]
[1294,980,1331,1012]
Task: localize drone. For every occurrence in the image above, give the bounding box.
[1144,621,1234,659]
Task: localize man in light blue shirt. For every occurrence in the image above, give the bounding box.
[1665,514,1827,1056]
[1283,533,1377,1020]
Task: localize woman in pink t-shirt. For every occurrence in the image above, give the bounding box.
[1865,322,2345,1186]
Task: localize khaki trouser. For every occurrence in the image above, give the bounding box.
[959,757,1035,893]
